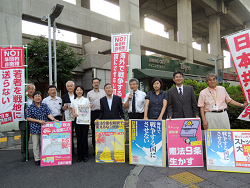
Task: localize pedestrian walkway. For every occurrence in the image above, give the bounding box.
[1,130,250,188]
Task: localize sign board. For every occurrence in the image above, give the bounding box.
[95,120,125,163]
[167,118,203,167]
[129,120,166,167]
[206,129,250,173]
[41,121,72,167]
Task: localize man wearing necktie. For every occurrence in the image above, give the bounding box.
[198,73,247,130]
[124,78,146,119]
[168,71,199,119]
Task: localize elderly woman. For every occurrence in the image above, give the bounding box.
[72,85,91,163]
[26,91,58,166]
[144,78,168,120]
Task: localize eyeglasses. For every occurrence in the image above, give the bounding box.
[208,78,217,82]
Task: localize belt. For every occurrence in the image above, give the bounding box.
[128,112,144,115]
[210,109,226,113]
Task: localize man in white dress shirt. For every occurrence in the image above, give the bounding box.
[42,85,62,121]
[124,78,146,119]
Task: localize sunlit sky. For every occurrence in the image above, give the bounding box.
[22,0,231,68]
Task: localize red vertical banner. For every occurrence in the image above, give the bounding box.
[111,33,131,99]
[0,47,25,124]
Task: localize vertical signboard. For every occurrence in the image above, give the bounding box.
[225,29,250,121]
[0,47,25,124]
[167,118,203,167]
[129,120,166,167]
[41,121,72,166]
[111,33,131,98]
[95,120,125,163]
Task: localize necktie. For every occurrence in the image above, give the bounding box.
[179,88,183,101]
[132,93,136,114]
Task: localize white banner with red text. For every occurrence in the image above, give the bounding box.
[0,47,25,124]
[225,29,250,121]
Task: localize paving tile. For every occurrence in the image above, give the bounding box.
[149,176,187,188]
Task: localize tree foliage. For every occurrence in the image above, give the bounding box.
[169,79,249,129]
[27,36,82,86]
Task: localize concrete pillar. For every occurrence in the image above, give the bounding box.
[168,28,177,41]
[209,14,221,56]
[140,12,145,30]
[76,0,91,54]
[0,0,22,45]
[201,41,208,53]
[120,0,141,79]
[177,0,193,63]
[7,132,14,148]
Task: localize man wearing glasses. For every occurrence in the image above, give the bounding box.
[198,73,247,130]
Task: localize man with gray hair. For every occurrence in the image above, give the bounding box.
[19,83,35,162]
[124,78,146,119]
[198,73,247,130]
[62,81,76,155]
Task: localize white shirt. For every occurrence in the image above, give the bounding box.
[68,92,75,103]
[28,97,33,107]
[42,96,62,117]
[124,90,146,113]
[107,94,113,111]
[176,85,184,95]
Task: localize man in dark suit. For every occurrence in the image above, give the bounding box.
[98,83,124,119]
[167,71,199,119]
[62,81,76,155]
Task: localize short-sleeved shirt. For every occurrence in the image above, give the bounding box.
[26,103,51,134]
[87,89,106,111]
[42,96,62,117]
[124,90,146,113]
[145,90,168,119]
[198,86,232,112]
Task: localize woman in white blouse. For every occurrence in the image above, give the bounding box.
[72,85,92,162]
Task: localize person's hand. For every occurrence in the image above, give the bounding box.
[128,94,133,100]
[62,105,67,111]
[94,119,99,125]
[243,103,248,109]
[202,120,208,130]
[55,119,59,122]
[90,104,93,108]
[73,113,78,118]
[157,117,162,120]
[39,120,46,125]
[168,117,172,121]
[195,115,200,118]
[144,117,148,120]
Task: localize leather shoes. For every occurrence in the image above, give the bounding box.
[83,157,88,162]
[77,158,82,162]
[35,161,40,166]
[22,157,26,162]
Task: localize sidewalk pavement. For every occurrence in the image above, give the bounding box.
[1,130,250,188]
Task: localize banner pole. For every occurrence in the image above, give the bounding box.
[125,33,133,118]
[25,45,29,161]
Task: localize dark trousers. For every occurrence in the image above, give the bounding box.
[75,123,89,159]
[91,110,101,151]
[20,127,30,158]
[128,113,144,119]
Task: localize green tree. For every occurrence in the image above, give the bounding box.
[170,79,249,129]
[27,36,82,90]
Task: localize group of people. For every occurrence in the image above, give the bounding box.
[20,71,247,166]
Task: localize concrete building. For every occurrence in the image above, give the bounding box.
[1,0,250,90]
[1,0,250,131]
